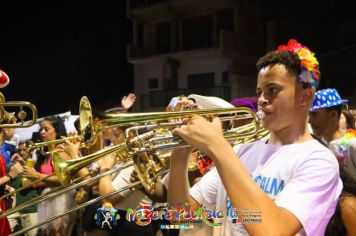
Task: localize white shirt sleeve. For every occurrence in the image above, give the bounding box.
[111,166,135,197]
[275,151,342,236]
[189,167,219,209]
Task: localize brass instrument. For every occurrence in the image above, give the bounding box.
[128,119,268,194]
[23,95,259,187]
[25,95,200,153]
[0,92,38,128]
[53,104,266,192]
[5,98,268,234]
[9,110,267,235]
[0,161,134,221]
[11,179,141,236]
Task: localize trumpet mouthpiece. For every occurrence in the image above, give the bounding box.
[256,110,266,120]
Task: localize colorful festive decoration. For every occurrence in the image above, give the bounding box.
[339,129,356,155]
[0,69,10,88]
[197,155,214,175]
[276,39,319,88]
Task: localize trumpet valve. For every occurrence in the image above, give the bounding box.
[17,110,27,122]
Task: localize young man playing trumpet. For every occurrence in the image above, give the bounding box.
[168,39,342,235]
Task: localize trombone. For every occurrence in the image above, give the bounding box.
[6,107,268,235]
[0,160,134,220]
[9,120,268,235]
[2,104,266,214]
[11,179,142,236]
[0,92,38,128]
[52,105,262,186]
[23,96,260,186]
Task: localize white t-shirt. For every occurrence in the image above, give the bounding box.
[111,165,151,210]
[190,138,342,236]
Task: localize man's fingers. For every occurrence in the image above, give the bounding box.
[172,126,188,138]
[212,117,222,127]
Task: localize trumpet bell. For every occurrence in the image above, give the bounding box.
[79,96,95,145]
[52,154,72,186]
[52,142,131,186]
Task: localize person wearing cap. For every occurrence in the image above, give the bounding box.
[309,88,349,139]
[168,39,342,236]
[309,88,356,180]
[309,88,356,235]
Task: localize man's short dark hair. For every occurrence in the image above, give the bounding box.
[256,50,301,78]
[256,50,316,89]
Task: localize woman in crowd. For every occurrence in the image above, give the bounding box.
[340,109,356,131]
[23,116,76,236]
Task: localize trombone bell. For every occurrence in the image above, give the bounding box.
[0,92,38,128]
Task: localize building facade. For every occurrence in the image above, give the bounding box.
[127,0,265,111]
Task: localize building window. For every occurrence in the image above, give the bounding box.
[137,23,144,48]
[156,21,171,54]
[222,71,229,84]
[217,8,234,32]
[187,72,215,89]
[148,78,158,89]
[182,15,213,50]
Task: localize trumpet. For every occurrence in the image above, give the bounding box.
[5,102,269,235]
[25,95,256,155]
[128,119,268,194]
[0,92,38,128]
[52,106,267,192]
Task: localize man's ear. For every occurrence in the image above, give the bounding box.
[300,87,314,107]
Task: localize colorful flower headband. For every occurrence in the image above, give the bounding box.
[276,39,320,88]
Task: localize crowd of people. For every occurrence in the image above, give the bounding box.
[0,39,356,236]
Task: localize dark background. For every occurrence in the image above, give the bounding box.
[0,0,355,118]
[0,1,132,117]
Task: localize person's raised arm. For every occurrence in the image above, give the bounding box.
[167,147,201,211]
[98,154,123,204]
[172,116,302,235]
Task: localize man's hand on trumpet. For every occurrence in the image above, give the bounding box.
[172,116,227,159]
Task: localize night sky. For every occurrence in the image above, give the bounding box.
[0,1,132,117]
[1,0,356,119]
